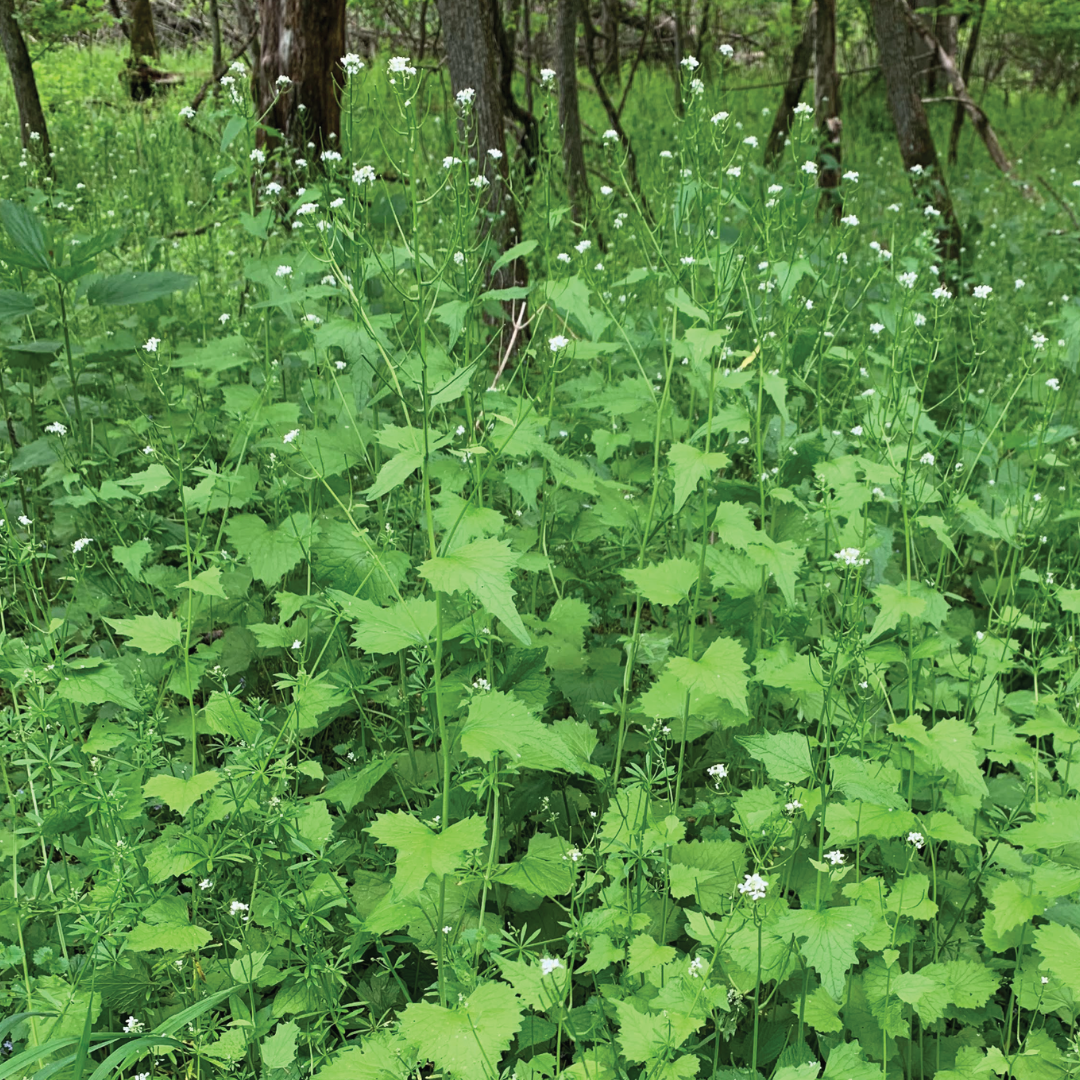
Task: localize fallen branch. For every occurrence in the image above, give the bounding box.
[1036,175,1080,232]
[897,0,1037,202]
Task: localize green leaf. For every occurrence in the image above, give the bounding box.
[461,690,566,768]
[667,636,749,712]
[776,905,873,998]
[0,200,51,271]
[261,1021,299,1072]
[348,596,438,653]
[737,730,814,783]
[143,771,222,817]
[103,613,183,654]
[368,811,487,899]
[0,290,34,322]
[622,557,700,607]
[398,982,522,1080]
[111,538,154,580]
[420,538,530,645]
[668,443,730,514]
[801,985,843,1033]
[175,567,228,600]
[117,462,174,495]
[491,238,538,276]
[626,934,676,976]
[613,1000,702,1065]
[57,659,140,711]
[126,922,212,953]
[823,1042,881,1080]
[364,450,423,500]
[869,580,950,641]
[86,270,196,306]
[1034,923,1080,995]
[226,512,320,586]
[294,802,334,852]
[494,833,575,897]
[885,874,938,921]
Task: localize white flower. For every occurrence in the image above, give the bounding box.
[471,175,490,188]
[932,286,952,301]
[907,832,925,849]
[840,214,859,227]
[143,337,161,353]
[689,78,705,95]
[45,421,67,435]
[711,111,730,124]
[341,53,365,76]
[973,284,992,300]
[1015,278,1025,289]
[680,55,699,69]
[72,537,92,554]
[805,299,813,310]
[453,251,465,266]
[680,256,694,265]
[719,43,734,57]
[352,164,376,185]
[249,148,265,165]
[199,878,213,890]
[265,181,283,195]
[442,925,452,934]
[834,547,868,567]
[1031,332,1048,349]
[801,160,819,175]
[540,68,556,84]
[549,335,570,351]
[869,323,884,335]
[230,900,250,917]
[575,239,592,253]
[743,135,758,149]
[556,252,571,264]
[123,1016,144,1034]
[303,313,322,325]
[455,87,476,107]
[275,265,292,278]
[142,445,153,454]
[603,129,619,142]
[599,184,614,196]
[913,312,927,326]
[924,204,941,217]
[850,425,864,436]
[540,957,563,976]
[738,873,768,901]
[283,428,300,444]
[296,202,318,216]
[335,360,347,371]
[919,451,935,465]
[843,170,859,182]
[291,639,302,650]
[1047,377,1061,391]
[295,158,307,168]
[179,106,196,120]
[688,956,706,977]
[768,184,783,195]
[707,763,728,782]
[321,150,342,163]
[898,271,917,289]
[442,156,462,169]
[825,850,845,865]
[388,56,417,75]
[793,101,813,117]
[910,163,925,175]
[219,312,231,325]
[785,800,803,813]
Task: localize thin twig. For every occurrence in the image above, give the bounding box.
[1036,175,1080,232]
[489,300,533,390]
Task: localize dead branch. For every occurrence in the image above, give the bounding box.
[896,0,1038,202]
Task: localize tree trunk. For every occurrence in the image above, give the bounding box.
[208,0,223,78]
[948,0,985,164]
[233,0,259,69]
[814,0,842,219]
[556,0,588,223]
[0,0,51,159]
[601,0,619,82]
[435,0,525,286]
[764,2,814,167]
[126,0,159,99]
[256,0,346,156]
[869,0,961,262]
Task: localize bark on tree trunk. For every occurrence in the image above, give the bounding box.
[233,0,259,68]
[256,0,346,156]
[870,0,961,262]
[764,2,814,167]
[126,0,159,99]
[814,0,842,219]
[556,0,588,223]
[0,0,51,159]
[435,0,525,286]
[601,0,619,82]
[948,0,985,164]
[209,0,223,78]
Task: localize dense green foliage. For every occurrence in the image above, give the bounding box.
[2,39,1080,1080]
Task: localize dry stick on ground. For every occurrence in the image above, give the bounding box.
[1036,175,1080,233]
[489,299,534,390]
[896,0,1037,202]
